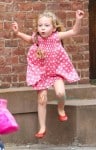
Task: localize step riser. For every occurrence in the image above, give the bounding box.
[66,86,96,99]
[0,85,96,103]
[38,103,96,146]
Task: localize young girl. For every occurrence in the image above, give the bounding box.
[12,10,84,138]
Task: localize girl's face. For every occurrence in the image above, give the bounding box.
[38,16,55,38]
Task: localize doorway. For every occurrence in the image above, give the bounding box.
[89,0,96,81]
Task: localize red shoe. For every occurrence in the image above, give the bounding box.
[59,114,68,121]
[35,131,46,138]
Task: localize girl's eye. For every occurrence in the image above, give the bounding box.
[38,24,50,27]
[38,24,42,27]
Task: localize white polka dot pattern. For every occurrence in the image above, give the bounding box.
[26,32,80,90]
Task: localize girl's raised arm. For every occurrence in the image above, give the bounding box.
[12,22,33,44]
[58,10,84,39]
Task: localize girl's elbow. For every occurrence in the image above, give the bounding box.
[28,37,33,44]
[72,30,80,35]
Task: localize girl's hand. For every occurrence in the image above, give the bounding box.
[12,21,19,35]
[76,10,84,20]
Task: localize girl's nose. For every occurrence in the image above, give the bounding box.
[42,27,45,30]
[41,25,45,29]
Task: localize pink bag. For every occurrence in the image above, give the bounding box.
[0,99,19,134]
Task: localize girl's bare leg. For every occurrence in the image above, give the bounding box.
[37,89,47,133]
[54,79,66,116]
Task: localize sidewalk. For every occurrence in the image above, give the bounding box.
[5,144,96,150]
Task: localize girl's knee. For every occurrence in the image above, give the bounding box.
[56,91,65,98]
[56,91,66,102]
[38,90,47,105]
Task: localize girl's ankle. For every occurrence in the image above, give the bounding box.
[38,127,46,133]
[58,108,66,116]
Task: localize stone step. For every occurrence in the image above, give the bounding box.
[0,84,96,115]
[4,144,96,150]
[38,99,96,146]
[0,84,96,103]
[65,84,96,100]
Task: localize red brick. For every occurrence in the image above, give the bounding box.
[71,2,83,10]
[19,56,27,63]
[66,12,75,20]
[11,56,19,64]
[12,47,26,56]
[0,56,6,66]
[59,2,71,10]
[16,2,33,11]
[0,0,12,2]
[81,70,89,78]
[56,11,66,21]
[4,22,11,30]
[79,79,90,84]
[0,13,5,21]
[0,22,3,30]
[12,75,18,82]
[67,20,73,28]
[0,66,11,74]
[72,36,84,44]
[19,74,26,82]
[26,12,37,20]
[0,4,5,12]
[0,75,11,82]
[0,40,4,47]
[12,64,26,74]
[84,1,89,10]
[3,30,11,39]
[82,18,89,26]
[32,2,46,11]
[47,3,60,11]
[0,83,10,88]
[78,61,89,69]
[5,39,18,47]
[13,12,26,21]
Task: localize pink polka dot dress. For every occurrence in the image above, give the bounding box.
[26,32,80,90]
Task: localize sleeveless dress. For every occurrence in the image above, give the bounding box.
[27,32,80,90]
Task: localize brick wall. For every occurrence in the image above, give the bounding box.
[0,0,89,88]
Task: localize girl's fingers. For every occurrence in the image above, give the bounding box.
[79,10,84,16]
[76,10,84,18]
[12,22,18,32]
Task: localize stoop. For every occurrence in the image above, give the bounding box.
[38,99,96,146]
[0,84,96,146]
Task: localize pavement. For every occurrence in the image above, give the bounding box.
[5,144,96,150]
